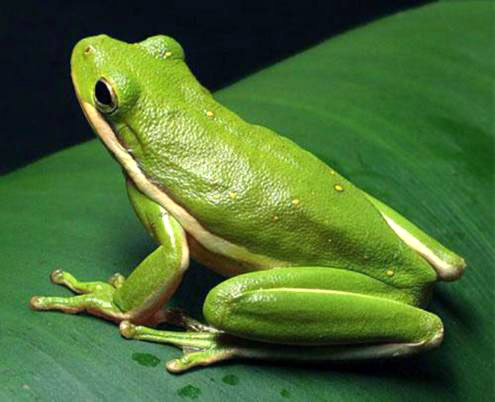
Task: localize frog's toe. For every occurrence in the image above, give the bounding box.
[47,269,114,295]
[30,295,85,314]
[30,291,126,322]
[30,296,46,310]
[108,272,126,289]
[50,269,65,284]
[119,320,137,338]
[165,349,235,373]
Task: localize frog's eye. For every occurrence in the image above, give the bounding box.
[94,78,117,114]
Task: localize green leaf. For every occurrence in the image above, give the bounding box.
[1,2,493,400]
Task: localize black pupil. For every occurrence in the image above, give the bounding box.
[95,80,113,106]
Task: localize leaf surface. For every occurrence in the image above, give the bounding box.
[1,2,493,400]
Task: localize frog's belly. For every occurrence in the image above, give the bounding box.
[186,233,278,277]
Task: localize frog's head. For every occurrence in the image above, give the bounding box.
[70,34,194,170]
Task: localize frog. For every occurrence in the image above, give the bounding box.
[30,34,466,373]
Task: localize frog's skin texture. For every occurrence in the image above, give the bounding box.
[30,35,466,373]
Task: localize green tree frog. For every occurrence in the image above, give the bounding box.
[30,35,466,373]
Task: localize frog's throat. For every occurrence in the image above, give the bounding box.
[80,101,286,270]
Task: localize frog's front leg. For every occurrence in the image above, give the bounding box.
[121,267,443,372]
[30,179,189,326]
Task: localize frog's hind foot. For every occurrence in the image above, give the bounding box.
[30,269,127,323]
[119,318,445,373]
[119,321,235,373]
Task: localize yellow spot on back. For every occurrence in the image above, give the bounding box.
[334,184,344,192]
[386,269,395,277]
[229,192,237,200]
[164,51,173,58]
[273,215,279,222]
[291,199,300,207]
[206,110,215,118]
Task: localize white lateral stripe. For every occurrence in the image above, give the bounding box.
[264,288,352,295]
[249,287,415,309]
[254,287,402,304]
[382,215,455,279]
[82,102,284,269]
[160,207,189,272]
[160,209,177,249]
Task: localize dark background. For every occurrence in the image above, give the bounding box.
[1,0,431,175]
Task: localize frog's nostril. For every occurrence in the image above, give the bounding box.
[84,46,93,55]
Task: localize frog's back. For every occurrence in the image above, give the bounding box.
[135,86,435,291]
[70,35,434,294]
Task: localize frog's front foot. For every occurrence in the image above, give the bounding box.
[119,320,235,373]
[30,269,128,323]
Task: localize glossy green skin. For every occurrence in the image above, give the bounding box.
[35,35,465,370]
[72,35,436,289]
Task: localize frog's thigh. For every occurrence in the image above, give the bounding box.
[204,267,443,357]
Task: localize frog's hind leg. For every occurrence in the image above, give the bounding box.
[203,267,443,350]
[30,180,189,326]
[120,267,443,373]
